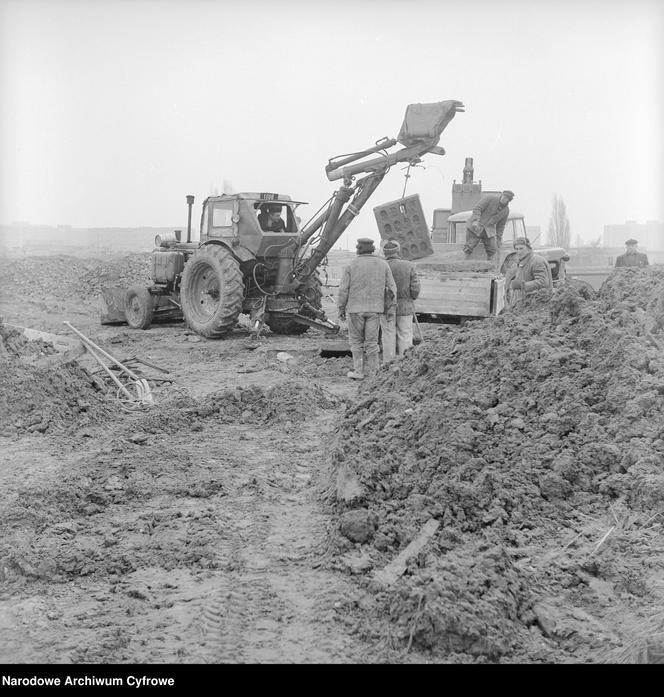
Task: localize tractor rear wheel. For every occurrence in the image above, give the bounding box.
[125,286,155,330]
[180,245,244,338]
[267,270,323,335]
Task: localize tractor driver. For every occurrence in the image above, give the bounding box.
[258,203,287,232]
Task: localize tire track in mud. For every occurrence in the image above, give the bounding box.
[190,416,361,663]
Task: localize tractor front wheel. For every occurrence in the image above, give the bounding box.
[180,245,244,338]
[125,286,155,330]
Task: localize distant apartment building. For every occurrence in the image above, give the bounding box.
[604,220,664,250]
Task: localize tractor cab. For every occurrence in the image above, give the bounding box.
[199,193,307,257]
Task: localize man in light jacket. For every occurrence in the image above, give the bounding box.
[463,190,514,261]
[380,240,421,362]
[505,236,553,306]
[337,237,397,380]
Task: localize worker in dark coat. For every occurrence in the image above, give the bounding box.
[614,239,649,267]
[258,204,286,232]
[463,190,514,261]
[505,236,553,306]
[337,238,396,380]
[380,240,421,361]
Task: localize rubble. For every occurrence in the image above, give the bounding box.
[327,267,664,661]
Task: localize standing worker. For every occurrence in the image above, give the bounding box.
[463,190,514,262]
[505,237,553,306]
[380,240,421,362]
[337,238,397,380]
[614,239,649,268]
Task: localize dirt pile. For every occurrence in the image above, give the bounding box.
[0,256,96,298]
[0,254,151,300]
[0,323,58,360]
[327,267,664,662]
[0,320,114,437]
[73,254,152,299]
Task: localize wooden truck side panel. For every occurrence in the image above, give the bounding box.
[415,274,505,317]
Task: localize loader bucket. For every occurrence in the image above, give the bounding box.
[100,286,127,325]
[397,99,464,147]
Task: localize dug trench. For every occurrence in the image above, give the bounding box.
[2,254,664,663]
[0,322,379,660]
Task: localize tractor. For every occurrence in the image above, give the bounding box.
[105,99,466,338]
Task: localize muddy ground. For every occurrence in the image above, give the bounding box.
[1,252,663,664]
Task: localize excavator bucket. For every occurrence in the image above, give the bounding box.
[397,100,464,147]
[100,286,127,325]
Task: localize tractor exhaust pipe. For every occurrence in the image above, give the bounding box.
[186,195,195,243]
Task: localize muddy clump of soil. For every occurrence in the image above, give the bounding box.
[326,268,664,662]
[0,321,114,437]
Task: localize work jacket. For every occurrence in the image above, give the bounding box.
[505,250,553,304]
[615,250,649,268]
[467,195,509,238]
[385,256,421,315]
[337,254,397,314]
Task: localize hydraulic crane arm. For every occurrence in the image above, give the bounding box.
[290,99,464,286]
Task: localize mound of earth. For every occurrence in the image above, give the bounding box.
[73,254,152,299]
[0,320,114,437]
[0,254,152,301]
[326,267,664,662]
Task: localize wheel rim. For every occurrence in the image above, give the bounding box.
[189,262,221,322]
[126,295,142,322]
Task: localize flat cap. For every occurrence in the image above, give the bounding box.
[625,238,638,246]
[356,237,375,253]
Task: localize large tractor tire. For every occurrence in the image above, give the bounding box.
[180,245,244,338]
[125,286,155,330]
[267,270,323,335]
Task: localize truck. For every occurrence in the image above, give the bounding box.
[369,157,571,322]
[104,99,466,338]
[412,209,569,321]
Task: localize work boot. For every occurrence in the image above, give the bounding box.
[347,350,364,380]
[365,352,380,377]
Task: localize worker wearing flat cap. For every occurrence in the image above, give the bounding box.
[337,237,397,380]
[464,190,514,263]
[504,236,553,306]
[380,240,421,362]
[258,203,286,232]
[614,239,649,268]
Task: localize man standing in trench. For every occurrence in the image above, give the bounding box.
[463,190,514,262]
[380,240,421,362]
[337,238,397,380]
[505,236,553,306]
[614,239,649,268]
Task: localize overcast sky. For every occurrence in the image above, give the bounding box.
[1,0,662,248]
